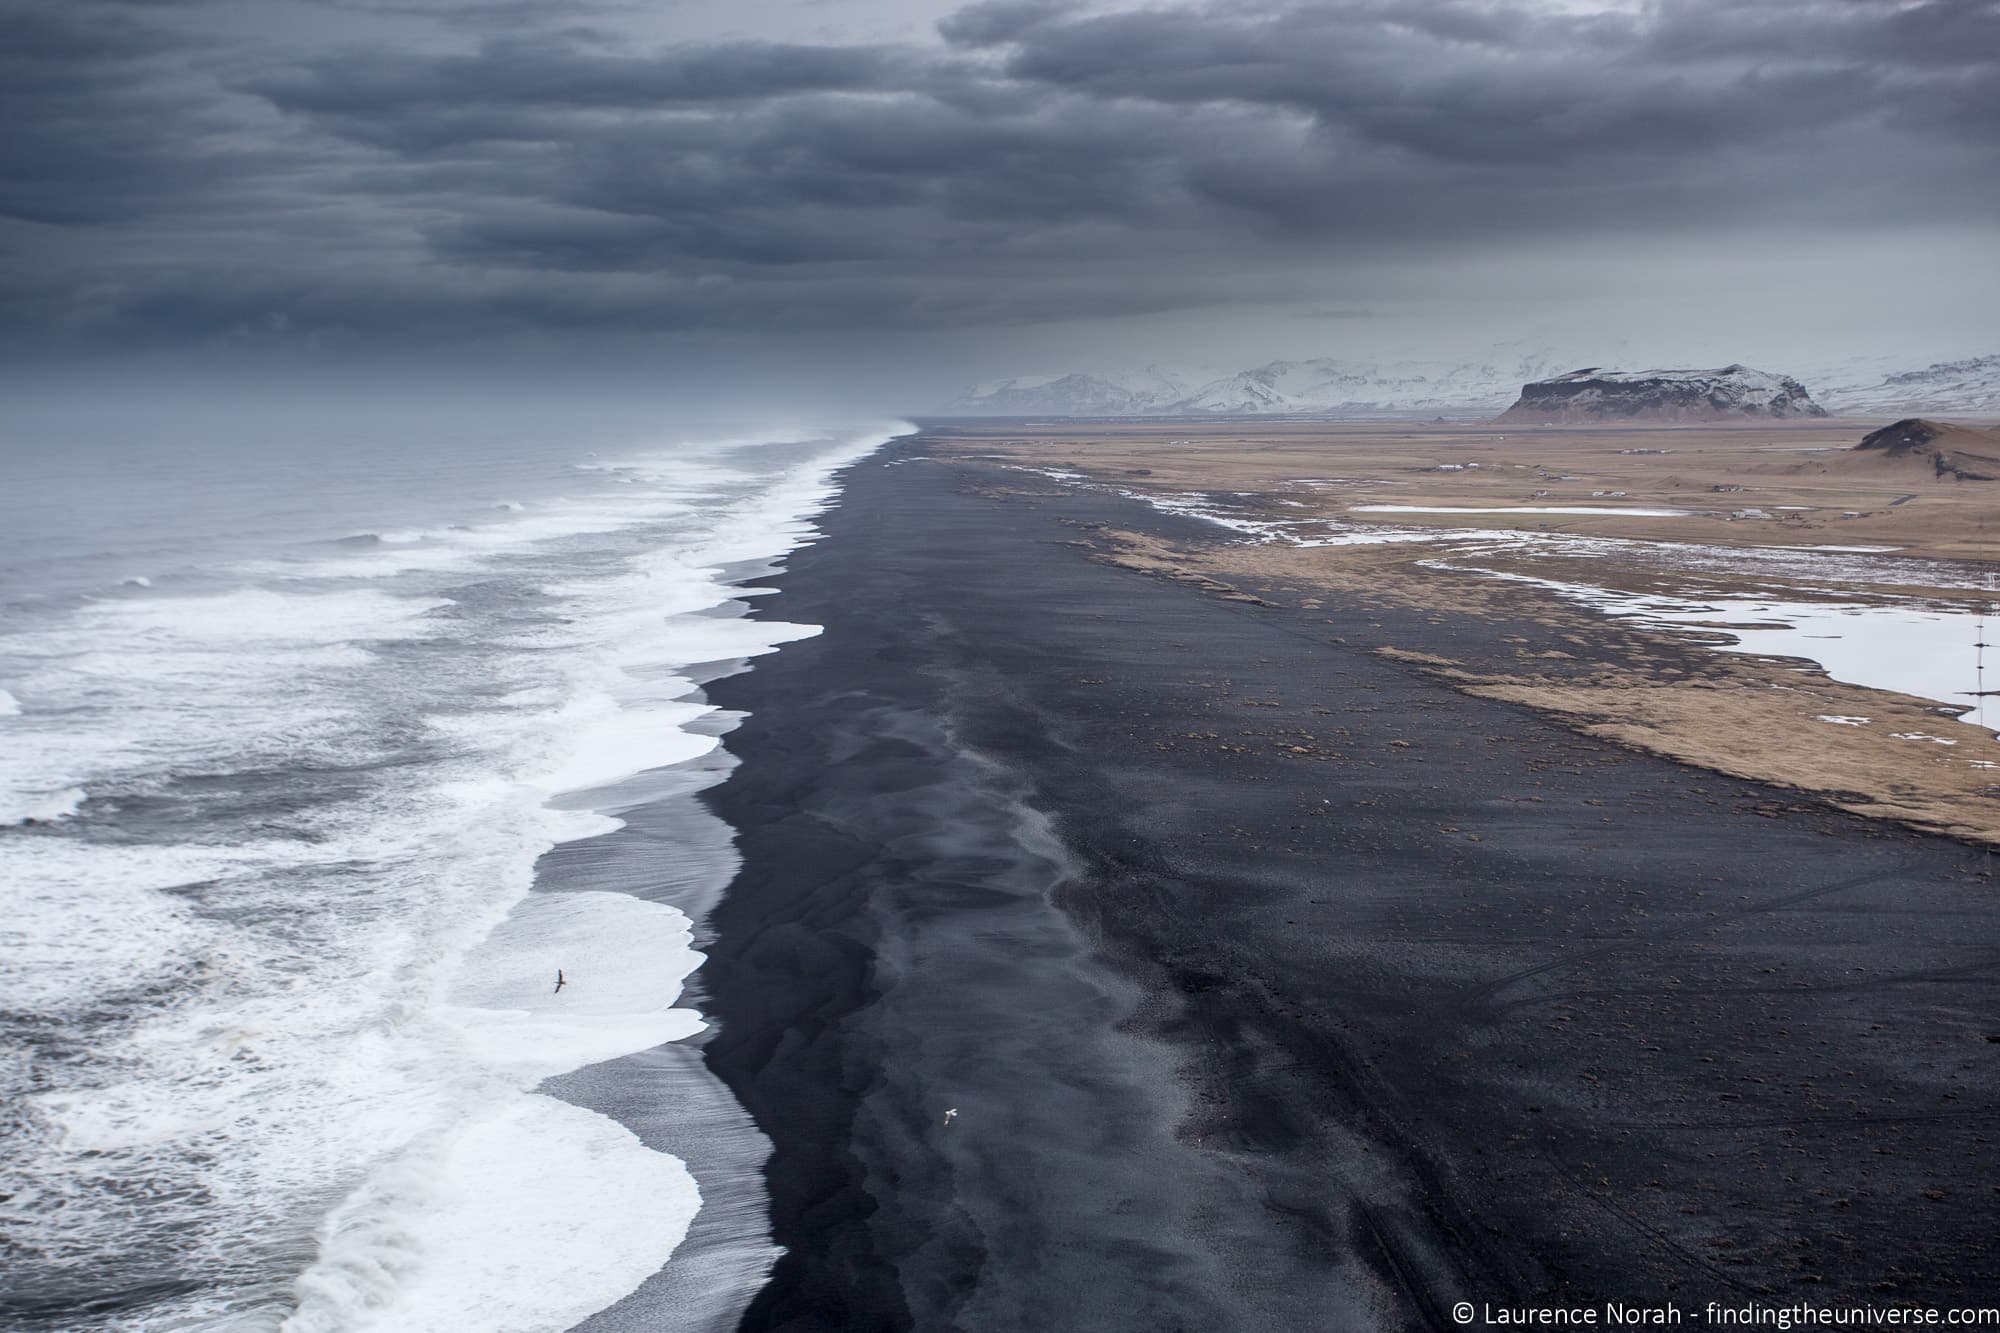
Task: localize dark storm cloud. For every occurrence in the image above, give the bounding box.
[0,4,211,226]
[3,0,1997,349]
[958,1,1970,164]
[251,40,919,121]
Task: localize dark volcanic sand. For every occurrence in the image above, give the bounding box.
[699,438,2000,1332]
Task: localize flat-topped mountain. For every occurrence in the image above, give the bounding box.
[1497,365,1828,423]
[1852,417,2000,481]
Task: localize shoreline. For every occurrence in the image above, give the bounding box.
[548,749,779,1333]
[697,437,2000,1328]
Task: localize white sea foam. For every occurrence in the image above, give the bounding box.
[283,891,709,1333]
[0,587,453,829]
[0,784,86,825]
[1,421,910,1333]
[540,695,721,795]
[0,839,234,1015]
[446,889,707,1081]
[287,1097,699,1333]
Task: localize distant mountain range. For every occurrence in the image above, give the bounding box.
[942,352,2000,418]
[1814,355,2000,416]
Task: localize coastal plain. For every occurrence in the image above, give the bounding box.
[697,427,2000,1331]
[938,418,2000,845]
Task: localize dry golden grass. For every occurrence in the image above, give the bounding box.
[934,416,2000,560]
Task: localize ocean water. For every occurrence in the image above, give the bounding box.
[0,399,903,1332]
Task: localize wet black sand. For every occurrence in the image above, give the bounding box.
[699,438,2000,1331]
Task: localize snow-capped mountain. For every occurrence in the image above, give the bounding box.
[943,352,1570,417]
[1497,365,1827,422]
[953,366,1204,416]
[1805,356,2000,416]
[942,351,2000,419]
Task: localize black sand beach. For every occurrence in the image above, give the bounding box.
[699,436,2000,1331]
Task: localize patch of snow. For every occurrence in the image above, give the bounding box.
[1353,504,1698,517]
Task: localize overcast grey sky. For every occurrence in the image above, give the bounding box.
[5,0,1996,397]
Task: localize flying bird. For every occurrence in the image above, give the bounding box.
[554,969,567,994]
[943,1107,958,1127]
